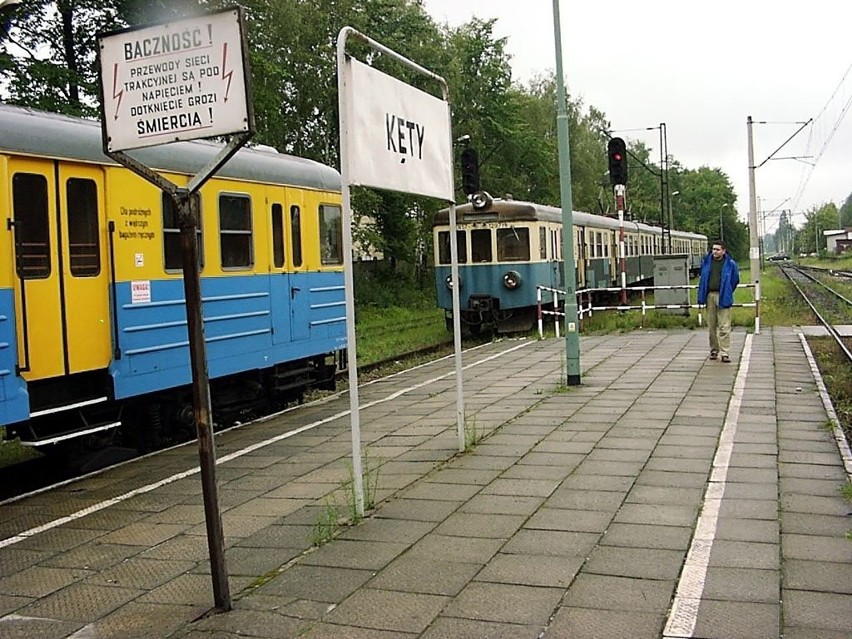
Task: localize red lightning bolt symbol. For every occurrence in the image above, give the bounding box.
[221,42,233,103]
[112,63,124,119]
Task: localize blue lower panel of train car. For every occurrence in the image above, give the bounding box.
[0,288,28,425]
[110,272,346,400]
[434,262,561,311]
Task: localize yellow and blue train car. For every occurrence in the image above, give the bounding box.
[433,197,706,333]
[0,104,345,452]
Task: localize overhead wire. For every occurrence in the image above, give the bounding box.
[788,62,852,217]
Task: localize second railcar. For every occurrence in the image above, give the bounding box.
[433,196,706,333]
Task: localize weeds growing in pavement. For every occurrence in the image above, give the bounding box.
[344,450,380,523]
[310,496,341,547]
[464,413,484,450]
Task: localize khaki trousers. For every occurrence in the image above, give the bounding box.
[706,291,731,356]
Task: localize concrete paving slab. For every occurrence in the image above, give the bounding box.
[783,559,852,594]
[367,555,481,596]
[441,581,564,626]
[782,590,852,634]
[692,599,780,639]
[542,606,665,639]
[324,588,449,633]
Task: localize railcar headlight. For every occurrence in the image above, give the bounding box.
[471,191,492,210]
[445,274,462,289]
[502,270,521,290]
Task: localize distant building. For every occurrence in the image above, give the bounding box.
[823,228,852,254]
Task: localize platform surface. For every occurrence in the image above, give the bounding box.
[1,327,850,639]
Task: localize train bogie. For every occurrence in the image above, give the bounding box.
[0,105,346,454]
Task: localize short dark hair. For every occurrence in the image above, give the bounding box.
[712,240,727,250]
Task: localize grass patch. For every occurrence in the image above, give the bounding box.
[807,337,852,447]
[355,304,449,366]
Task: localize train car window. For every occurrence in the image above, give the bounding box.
[539,227,547,260]
[162,193,203,271]
[66,178,100,277]
[272,203,285,268]
[290,205,303,267]
[219,194,253,268]
[319,204,343,265]
[437,231,467,264]
[12,173,50,279]
[471,229,492,262]
[497,227,530,261]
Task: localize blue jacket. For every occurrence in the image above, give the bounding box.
[698,252,739,308]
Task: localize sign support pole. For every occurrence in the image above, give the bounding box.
[177,190,230,610]
[337,27,462,517]
[98,7,255,610]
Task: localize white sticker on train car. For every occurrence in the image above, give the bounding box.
[131,280,151,304]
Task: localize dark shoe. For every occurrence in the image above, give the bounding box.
[709,351,718,360]
[720,355,731,363]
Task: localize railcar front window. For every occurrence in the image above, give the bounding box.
[438,231,467,264]
[219,194,253,268]
[319,204,343,265]
[539,227,547,260]
[66,178,100,277]
[471,229,492,262]
[163,193,203,271]
[12,173,50,279]
[497,227,530,261]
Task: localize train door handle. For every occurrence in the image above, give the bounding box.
[290,286,300,299]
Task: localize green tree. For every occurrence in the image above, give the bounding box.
[795,203,840,254]
[839,192,852,228]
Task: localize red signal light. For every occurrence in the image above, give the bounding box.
[607,137,628,186]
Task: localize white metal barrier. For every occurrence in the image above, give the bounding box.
[535,283,758,339]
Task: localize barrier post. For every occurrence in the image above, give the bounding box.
[553,290,560,338]
[537,287,544,339]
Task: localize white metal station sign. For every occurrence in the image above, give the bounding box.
[98,8,250,152]
[343,57,453,200]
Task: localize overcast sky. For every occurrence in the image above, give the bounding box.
[422,0,851,231]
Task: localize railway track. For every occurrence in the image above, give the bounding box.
[778,264,852,454]
[780,264,852,358]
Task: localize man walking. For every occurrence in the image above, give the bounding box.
[697,241,739,363]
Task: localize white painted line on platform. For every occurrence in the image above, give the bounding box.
[797,331,852,479]
[663,332,753,638]
[0,340,535,549]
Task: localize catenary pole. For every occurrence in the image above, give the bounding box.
[552,0,580,385]
[746,116,761,334]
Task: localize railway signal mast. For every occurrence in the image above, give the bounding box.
[608,137,629,304]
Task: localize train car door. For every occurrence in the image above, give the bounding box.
[269,199,294,346]
[8,158,111,380]
[287,201,310,341]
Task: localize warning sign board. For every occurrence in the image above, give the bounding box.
[98,8,251,152]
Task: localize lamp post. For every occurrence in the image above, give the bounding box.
[552,0,581,386]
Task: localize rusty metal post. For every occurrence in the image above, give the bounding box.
[176,189,231,611]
